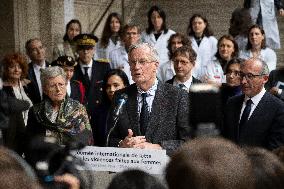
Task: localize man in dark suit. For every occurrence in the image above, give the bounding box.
[223,58,284,150]
[166,46,201,91]
[26,38,50,104]
[107,43,191,154]
[72,34,110,146]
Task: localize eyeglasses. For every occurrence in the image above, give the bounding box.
[47,82,66,91]
[173,59,191,65]
[128,59,153,66]
[226,70,240,76]
[239,72,264,80]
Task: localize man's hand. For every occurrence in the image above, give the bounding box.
[270,87,279,95]
[279,9,284,16]
[134,142,162,149]
[119,129,146,148]
[54,173,80,189]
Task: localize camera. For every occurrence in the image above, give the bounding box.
[25,136,94,189]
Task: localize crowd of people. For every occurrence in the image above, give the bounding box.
[1,1,284,188]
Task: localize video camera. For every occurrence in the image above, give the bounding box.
[25,136,94,189]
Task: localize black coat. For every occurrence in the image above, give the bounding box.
[72,60,110,145]
[223,92,284,150]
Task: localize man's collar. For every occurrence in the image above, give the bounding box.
[137,79,158,96]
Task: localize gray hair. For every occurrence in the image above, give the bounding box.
[128,42,159,62]
[40,66,67,87]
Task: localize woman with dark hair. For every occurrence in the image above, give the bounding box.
[158,33,191,82]
[98,69,129,146]
[229,8,253,51]
[53,19,82,60]
[220,58,243,106]
[1,53,33,153]
[95,12,122,60]
[187,13,218,80]
[141,5,175,67]
[204,35,239,85]
[239,24,277,72]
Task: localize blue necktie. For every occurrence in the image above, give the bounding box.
[140,93,149,135]
[239,99,253,135]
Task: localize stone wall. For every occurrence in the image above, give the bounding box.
[0,0,283,65]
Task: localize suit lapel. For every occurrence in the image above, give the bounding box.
[234,95,245,141]
[126,85,141,136]
[246,92,268,124]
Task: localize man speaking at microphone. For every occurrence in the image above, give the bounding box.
[107,43,191,154]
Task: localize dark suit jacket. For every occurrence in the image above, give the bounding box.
[166,76,201,86]
[72,59,110,144]
[223,92,284,150]
[27,61,50,104]
[265,69,284,100]
[107,82,191,155]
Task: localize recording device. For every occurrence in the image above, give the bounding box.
[25,135,94,189]
[106,93,128,146]
[189,83,222,137]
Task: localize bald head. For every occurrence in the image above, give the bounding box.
[240,58,269,97]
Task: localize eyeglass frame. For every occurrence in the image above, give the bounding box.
[128,59,156,66]
[239,72,265,80]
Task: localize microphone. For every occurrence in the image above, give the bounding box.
[113,93,128,119]
[106,93,128,147]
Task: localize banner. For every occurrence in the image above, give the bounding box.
[72,146,169,175]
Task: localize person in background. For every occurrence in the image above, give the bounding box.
[107,43,190,155]
[53,19,82,60]
[99,69,130,146]
[72,34,110,145]
[52,55,85,104]
[1,53,33,154]
[95,12,122,61]
[229,8,253,51]
[265,66,284,101]
[220,58,243,107]
[26,38,50,104]
[141,5,175,68]
[204,35,239,85]
[223,58,284,150]
[166,137,254,189]
[108,24,141,84]
[245,147,284,189]
[158,33,191,83]
[244,0,284,49]
[239,24,277,72]
[187,13,218,80]
[26,66,93,146]
[107,169,166,189]
[166,46,201,92]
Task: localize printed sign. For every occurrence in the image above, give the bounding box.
[72,146,169,175]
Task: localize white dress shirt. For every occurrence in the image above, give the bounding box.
[137,79,158,113]
[80,59,93,80]
[173,76,193,93]
[240,88,266,121]
[33,62,46,98]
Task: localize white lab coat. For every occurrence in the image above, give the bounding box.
[239,48,277,72]
[95,38,121,60]
[189,36,218,80]
[157,60,175,83]
[249,0,280,49]
[141,29,176,67]
[108,46,134,84]
[204,57,226,84]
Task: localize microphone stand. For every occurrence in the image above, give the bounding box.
[105,116,119,147]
